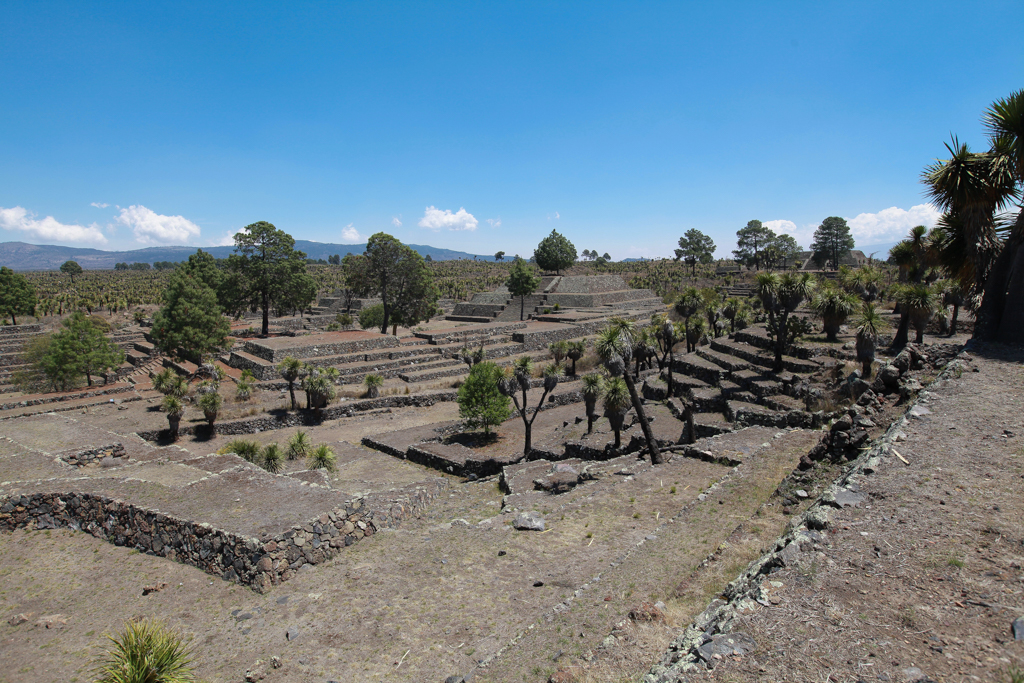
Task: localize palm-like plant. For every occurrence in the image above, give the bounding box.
[594,318,662,464]
[699,288,722,338]
[497,356,558,456]
[602,377,631,450]
[151,367,175,394]
[810,284,860,342]
[756,272,815,371]
[287,430,311,460]
[722,297,743,333]
[223,439,261,463]
[93,618,196,683]
[161,395,185,440]
[897,284,938,344]
[565,339,586,376]
[307,444,338,472]
[235,380,253,402]
[363,373,384,398]
[673,287,702,326]
[581,373,605,434]
[939,279,966,335]
[853,303,887,378]
[548,340,569,365]
[261,443,284,473]
[278,356,303,411]
[197,391,221,430]
[685,315,705,354]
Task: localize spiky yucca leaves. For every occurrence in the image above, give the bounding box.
[756,272,816,371]
[93,618,197,683]
[151,368,176,395]
[810,284,860,342]
[307,444,337,472]
[896,283,939,344]
[565,339,586,376]
[363,373,384,398]
[261,443,284,473]
[287,430,311,460]
[853,303,888,378]
[722,297,744,333]
[161,395,184,440]
[501,356,556,455]
[581,373,605,434]
[277,356,303,411]
[222,439,261,463]
[196,391,221,428]
[548,339,569,365]
[673,287,702,323]
[602,377,631,449]
[685,315,705,353]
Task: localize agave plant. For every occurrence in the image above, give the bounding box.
[261,443,284,474]
[287,430,311,460]
[161,395,185,440]
[307,444,338,472]
[810,284,860,342]
[222,439,261,463]
[853,303,888,379]
[93,618,196,683]
[602,377,631,450]
[581,373,605,434]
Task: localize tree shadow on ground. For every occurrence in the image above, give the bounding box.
[443,431,500,449]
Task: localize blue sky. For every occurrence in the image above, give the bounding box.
[2,1,1022,260]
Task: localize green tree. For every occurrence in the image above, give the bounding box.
[853,303,887,378]
[581,373,604,434]
[810,283,859,342]
[226,221,317,335]
[458,361,512,434]
[733,220,775,270]
[344,233,440,335]
[602,376,631,450]
[358,303,385,330]
[762,234,802,271]
[674,229,716,275]
[0,267,36,325]
[151,267,232,362]
[41,312,124,389]
[278,356,303,410]
[497,357,559,455]
[533,230,577,274]
[60,260,83,283]
[810,217,855,271]
[506,257,541,321]
[494,251,505,262]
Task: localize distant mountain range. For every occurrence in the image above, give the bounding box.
[0,241,492,270]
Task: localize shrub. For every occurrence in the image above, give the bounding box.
[458,361,512,434]
[261,443,284,473]
[287,430,311,460]
[364,373,384,398]
[235,380,253,402]
[306,444,337,472]
[222,439,261,463]
[93,618,196,683]
[358,304,385,330]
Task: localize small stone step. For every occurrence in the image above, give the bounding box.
[686,386,725,412]
[692,411,733,438]
[671,354,728,386]
[696,347,751,373]
[749,379,783,398]
[726,400,786,428]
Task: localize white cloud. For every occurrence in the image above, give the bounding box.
[0,205,108,244]
[90,202,109,208]
[418,206,478,232]
[547,211,561,220]
[115,205,201,244]
[847,204,941,244]
[211,231,242,247]
[391,216,402,228]
[341,224,364,243]
[487,218,501,228]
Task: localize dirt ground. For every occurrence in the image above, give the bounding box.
[664,344,1024,683]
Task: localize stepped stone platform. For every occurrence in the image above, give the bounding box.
[0,412,450,591]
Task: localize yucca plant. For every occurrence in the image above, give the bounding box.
[261,443,284,473]
[363,373,384,398]
[602,377,631,450]
[93,618,197,683]
[161,396,185,440]
[810,283,860,342]
[287,430,311,460]
[581,373,605,434]
[223,439,261,463]
[306,444,337,472]
[853,303,888,379]
[196,391,221,430]
[565,339,586,376]
[235,380,253,402]
[151,368,176,394]
[277,356,303,411]
[548,340,569,365]
[496,356,557,456]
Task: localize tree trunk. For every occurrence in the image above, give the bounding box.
[683,401,694,444]
[772,312,788,372]
[892,312,910,350]
[621,371,662,464]
[288,383,296,411]
[996,241,1024,343]
[949,304,959,336]
[262,290,270,336]
[10,313,15,325]
[86,371,93,387]
[520,295,525,321]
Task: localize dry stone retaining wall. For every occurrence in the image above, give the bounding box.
[0,481,448,593]
[58,443,127,467]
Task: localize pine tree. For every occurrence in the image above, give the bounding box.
[0,267,37,325]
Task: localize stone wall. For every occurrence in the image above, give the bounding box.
[0,384,135,412]
[243,334,399,363]
[0,324,42,336]
[58,443,127,467]
[0,483,447,592]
